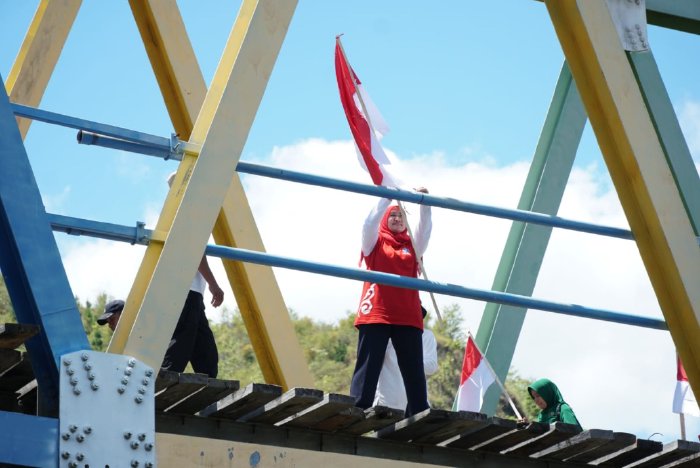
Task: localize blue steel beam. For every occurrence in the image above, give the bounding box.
[0,411,58,467]
[48,213,150,245]
[45,212,666,331]
[0,78,89,416]
[77,130,173,159]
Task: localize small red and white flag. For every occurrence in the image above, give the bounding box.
[335,37,399,188]
[455,335,497,412]
[673,355,700,417]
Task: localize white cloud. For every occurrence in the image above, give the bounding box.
[42,185,72,214]
[58,138,697,441]
[116,150,153,182]
[60,237,145,303]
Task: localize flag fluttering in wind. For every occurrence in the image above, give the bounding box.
[673,356,700,417]
[335,37,398,187]
[455,335,497,412]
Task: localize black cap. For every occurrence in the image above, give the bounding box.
[97,300,124,325]
[421,305,428,319]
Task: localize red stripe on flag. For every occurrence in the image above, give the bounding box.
[678,355,689,382]
[460,336,483,386]
[334,40,384,186]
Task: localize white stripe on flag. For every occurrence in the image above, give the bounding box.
[456,359,496,412]
[455,336,496,412]
[674,380,700,417]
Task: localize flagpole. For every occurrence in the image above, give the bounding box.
[467,331,523,420]
[680,413,687,440]
[336,36,442,322]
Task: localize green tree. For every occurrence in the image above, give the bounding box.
[0,276,16,323]
[296,311,356,393]
[78,293,111,351]
[213,308,264,384]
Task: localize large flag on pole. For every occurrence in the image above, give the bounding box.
[335,37,398,187]
[455,335,497,412]
[673,356,700,417]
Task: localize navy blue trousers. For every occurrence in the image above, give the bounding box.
[350,324,428,417]
[161,290,219,377]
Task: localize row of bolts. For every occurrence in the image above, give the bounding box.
[62,354,155,466]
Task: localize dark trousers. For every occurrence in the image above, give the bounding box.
[350,324,428,417]
[161,290,219,377]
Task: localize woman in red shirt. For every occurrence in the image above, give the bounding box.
[350,188,432,417]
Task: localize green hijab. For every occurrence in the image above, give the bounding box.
[528,378,581,428]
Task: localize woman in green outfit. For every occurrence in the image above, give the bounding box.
[527,378,582,429]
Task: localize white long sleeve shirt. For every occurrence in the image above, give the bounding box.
[361,198,432,258]
[373,328,438,410]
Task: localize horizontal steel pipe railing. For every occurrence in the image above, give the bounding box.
[25,103,700,246]
[74,130,636,241]
[12,103,170,149]
[48,213,666,331]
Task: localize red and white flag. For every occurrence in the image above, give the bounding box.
[673,355,700,417]
[335,37,398,188]
[455,335,497,412]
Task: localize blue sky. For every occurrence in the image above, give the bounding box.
[2,1,698,222]
[2,1,700,443]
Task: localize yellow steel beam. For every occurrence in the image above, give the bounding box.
[545,1,700,391]
[111,1,310,390]
[126,1,311,388]
[5,0,81,138]
[128,0,204,140]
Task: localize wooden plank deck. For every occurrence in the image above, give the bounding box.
[278,393,360,430]
[502,421,582,457]
[531,429,615,461]
[165,376,239,415]
[155,372,209,411]
[199,382,282,420]
[566,432,638,464]
[340,406,405,436]
[0,322,695,468]
[470,421,550,453]
[0,323,38,349]
[443,416,517,449]
[625,440,700,467]
[590,439,664,467]
[237,387,323,424]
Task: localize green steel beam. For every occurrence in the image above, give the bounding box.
[475,62,587,415]
[533,0,700,35]
[646,0,700,36]
[629,51,700,235]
